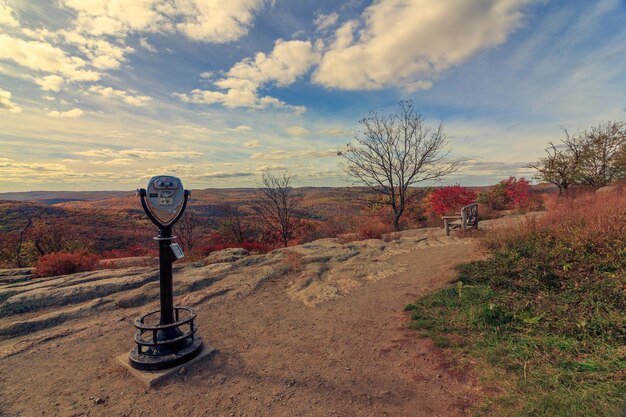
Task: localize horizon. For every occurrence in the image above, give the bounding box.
[1,0,626,192]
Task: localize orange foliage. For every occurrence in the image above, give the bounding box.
[35,251,99,277]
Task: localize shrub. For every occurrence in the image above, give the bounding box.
[35,251,99,277]
[429,185,477,215]
[477,176,532,211]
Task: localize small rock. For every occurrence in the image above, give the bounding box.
[178,366,187,375]
[94,398,105,405]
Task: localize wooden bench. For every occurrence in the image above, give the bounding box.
[442,203,478,236]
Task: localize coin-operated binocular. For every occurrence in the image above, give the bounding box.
[129,175,203,370]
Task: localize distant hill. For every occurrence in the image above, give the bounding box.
[0,191,133,205]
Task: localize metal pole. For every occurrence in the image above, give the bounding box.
[158,225,175,326]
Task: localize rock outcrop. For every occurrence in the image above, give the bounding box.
[0,227,470,340]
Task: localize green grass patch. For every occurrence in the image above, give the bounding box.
[407,226,626,417]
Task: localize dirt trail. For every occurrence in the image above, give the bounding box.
[0,228,491,417]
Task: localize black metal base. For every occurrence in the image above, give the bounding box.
[129,336,204,371]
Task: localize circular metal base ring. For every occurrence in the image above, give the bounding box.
[129,337,203,371]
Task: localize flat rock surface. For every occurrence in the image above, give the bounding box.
[0,217,527,416]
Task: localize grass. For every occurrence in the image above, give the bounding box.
[406,191,626,416]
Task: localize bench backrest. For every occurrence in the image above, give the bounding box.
[461,203,478,227]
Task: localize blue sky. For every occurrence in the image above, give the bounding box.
[0,0,625,192]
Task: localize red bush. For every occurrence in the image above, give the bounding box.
[477,177,532,211]
[502,177,530,208]
[429,186,477,215]
[35,251,99,277]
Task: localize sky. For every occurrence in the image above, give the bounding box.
[0,0,625,192]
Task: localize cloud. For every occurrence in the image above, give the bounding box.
[61,0,267,43]
[243,139,260,148]
[0,33,100,81]
[284,125,310,136]
[228,124,253,133]
[314,12,339,32]
[88,158,134,166]
[317,127,345,137]
[88,85,152,106]
[250,149,337,160]
[199,171,255,179]
[0,158,70,179]
[34,75,64,92]
[313,0,538,91]
[51,29,135,71]
[139,37,156,53]
[48,108,84,118]
[75,148,204,159]
[0,88,21,113]
[0,1,19,28]
[174,0,266,43]
[176,39,319,112]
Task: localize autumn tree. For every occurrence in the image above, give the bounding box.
[339,100,460,230]
[577,120,626,187]
[251,172,302,247]
[530,121,626,191]
[528,129,582,195]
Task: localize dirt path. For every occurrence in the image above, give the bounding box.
[0,238,484,417]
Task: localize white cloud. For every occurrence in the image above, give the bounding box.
[250,149,337,160]
[57,30,134,70]
[0,1,19,28]
[176,39,319,112]
[61,0,267,43]
[0,34,100,81]
[314,12,339,32]
[313,0,538,91]
[43,95,56,101]
[139,37,156,53]
[75,148,204,159]
[228,125,253,132]
[34,75,64,92]
[174,0,266,42]
[317,127,345,137]
[0,88,21,113]
[284,125,310,136]
[88,85,152,106]
[243,139,260,148]
[48,108,84,118]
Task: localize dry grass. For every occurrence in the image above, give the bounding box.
[406,189,626,417]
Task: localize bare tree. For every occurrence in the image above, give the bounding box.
[528,129,582,195]
[339,100,460,230]
[15,218,32,268]
[251,172,302,247]
[174,211,199,252]
[577,120,626,187]
[218,203,246,243]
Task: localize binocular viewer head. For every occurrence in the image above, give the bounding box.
[137,175,189,228]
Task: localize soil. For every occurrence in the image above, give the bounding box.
[0,224,503,417]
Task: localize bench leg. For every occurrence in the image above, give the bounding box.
[444,219,450,236]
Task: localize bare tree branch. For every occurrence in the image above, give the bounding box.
[339,100,460,230]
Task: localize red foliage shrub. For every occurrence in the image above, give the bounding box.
[35,251,99,277]
[359,221,394,239]
[502,177,530,209]
[477,177,533,212]
[429,186,477,215]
